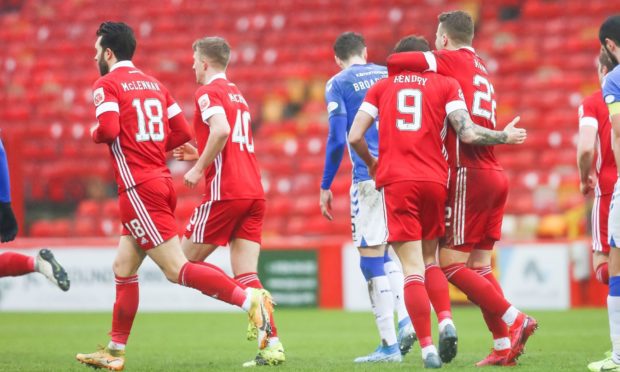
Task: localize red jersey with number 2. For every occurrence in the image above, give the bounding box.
[359,72,468,188]
[92,61,183,193]
[388,47,500,170]
[193,74,264,201]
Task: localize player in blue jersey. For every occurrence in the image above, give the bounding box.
[0,138,70,290]
[319,32,415,363]
[589,14,620,372]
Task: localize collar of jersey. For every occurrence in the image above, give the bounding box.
[206,72,227,85]
[110,60,136,72]
[458,46,476,53]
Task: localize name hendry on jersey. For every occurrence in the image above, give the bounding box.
[393,74,427,86]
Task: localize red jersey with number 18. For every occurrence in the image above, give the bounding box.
[193,73,264,202]
[359,72,468,189]
[92,61,182,193]
[388,47,500,170]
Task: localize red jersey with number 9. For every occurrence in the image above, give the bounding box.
[193,73,264,201]
[359,72,468,188]
[92,61,182,193]
[388,47,501,170]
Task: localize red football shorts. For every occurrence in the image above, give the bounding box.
[184,199,265,246]
[592,192,612,254]
[119,177,178,250]
[383,181,447,242]
[445,168,508,252]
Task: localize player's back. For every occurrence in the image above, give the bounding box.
[94,62,175,192]
[326,63,386,182]
[193,76,263,201]
[432,48,500,170]
[363,71,466,188]
[580,90,617,195]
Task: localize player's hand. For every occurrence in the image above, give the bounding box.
[0,202,18,243]
[89,124,99,137]
[320,188,334,221]
[580,174,597,195]
[502,116,527,144]
[184,166,203,189]
[174,143,199,161]
[368,157,378,180]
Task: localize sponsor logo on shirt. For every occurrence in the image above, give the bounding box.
[93,87,105,106]
[198,94,210,111]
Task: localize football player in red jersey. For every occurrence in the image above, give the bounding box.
[173,36,284,367]
[387,11,538,365]
[76,23,274,371]
[577,50,617,286]
[349,35,526,369]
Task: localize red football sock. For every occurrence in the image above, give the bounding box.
[404,274,433,348]
[596,262,610,285]
[191,261,242,287]
[472,266,509,339]
[110,275,139,345]
[178,262,246,307]
[235,272,279,338]
[443,263,511,317]
[0,252,35,277]
[424,263,452,322]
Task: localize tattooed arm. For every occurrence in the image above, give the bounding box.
[447,109,526,145]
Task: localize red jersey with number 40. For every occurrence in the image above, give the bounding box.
[579,90,617,195]
[360,72,468,188]
[92,61,182,193]
[193,74,264,201]
[388,47,500,170]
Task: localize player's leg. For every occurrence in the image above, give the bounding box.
[0,250,70,290]
[590,187,620,371]
[467,246,512,366]
[351,180,400,362]
[383,247,417,356]
[76,235,145,371]
[422,240,454,333]
[593,193,612,284]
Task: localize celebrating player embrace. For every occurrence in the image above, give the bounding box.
[349,34,525,369]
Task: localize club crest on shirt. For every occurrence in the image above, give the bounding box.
[198,94,210,111]
[93,87,105,107]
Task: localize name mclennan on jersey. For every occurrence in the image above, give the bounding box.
[121,81,161,92]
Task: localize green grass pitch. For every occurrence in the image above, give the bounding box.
[0,308,608,371]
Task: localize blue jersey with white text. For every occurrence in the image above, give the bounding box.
[321,63,387,189]
[603,64,620,118]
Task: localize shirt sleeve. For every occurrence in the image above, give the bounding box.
[603,72,620,116]
[325,78,347,118]
[0,139,10,203]
[196,87,226,124]
[358,83,381,119]
[444,77,468,115]
[91,79,120,143]
[578,96,599,129]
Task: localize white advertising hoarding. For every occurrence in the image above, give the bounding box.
[0,248,242,312]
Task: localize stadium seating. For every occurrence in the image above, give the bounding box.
[1,0,614,238]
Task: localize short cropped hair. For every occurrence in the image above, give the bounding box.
[599,48,618,71]
[438,10,474,46]
[333,32,366,61]
[96,22,136,61]
[193,36,231,69]
[600,15,620,46]
[393,35,431,53]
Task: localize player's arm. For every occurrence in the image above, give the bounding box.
[348,110,378,178]
[609,107,620,181]
[165,101,192,152]
[184,113,230,188]
[0,139,17,242]
[320,80,348,221]
[91,83,120,144]
[576,103,598,195]
[448,109,525,145]
[386,51,440,76]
